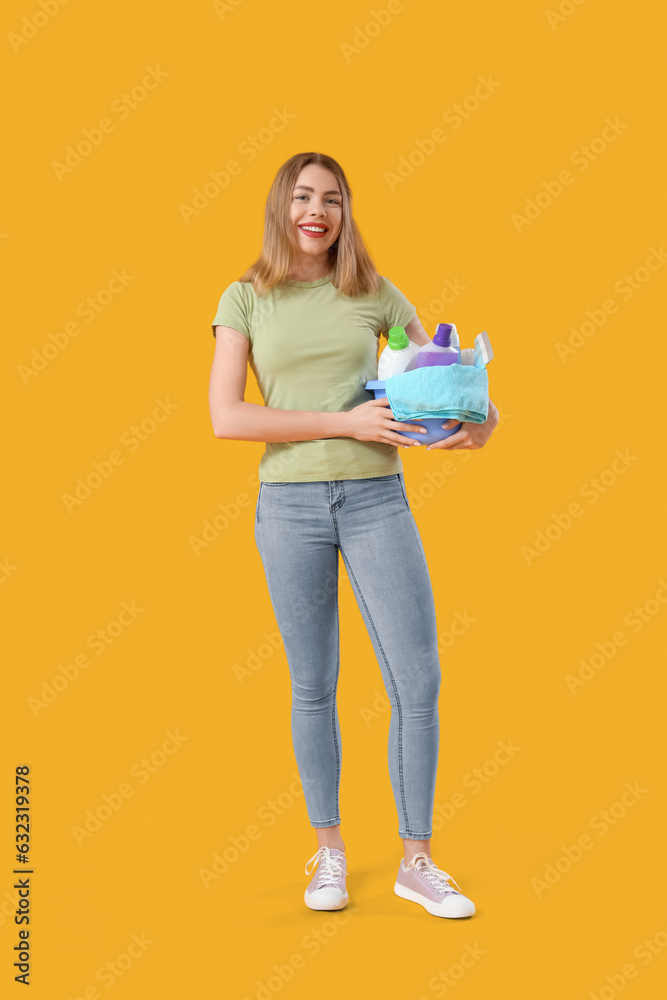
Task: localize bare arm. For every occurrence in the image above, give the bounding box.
[402,313,432,346]
[208,326,349,441]
[208,325,427,448]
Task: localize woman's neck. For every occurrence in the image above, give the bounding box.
[289,254,331,282]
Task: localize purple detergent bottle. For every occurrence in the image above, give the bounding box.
[405,323,461,370]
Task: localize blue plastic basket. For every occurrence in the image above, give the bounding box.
[364,379,462,444]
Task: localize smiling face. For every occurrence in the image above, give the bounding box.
[289,163,343,259]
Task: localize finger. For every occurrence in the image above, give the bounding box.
[383,412,427,433]
[403,419,428,433]
[389,421,428,434]
[426,430,467,450]
[375,397,398,418]
[443,439,473,449]
[391,433,422,447]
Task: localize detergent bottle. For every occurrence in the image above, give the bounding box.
[405,323,461,371]
[377,325,421,379]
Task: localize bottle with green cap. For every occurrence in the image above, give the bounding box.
[377,325,421,380]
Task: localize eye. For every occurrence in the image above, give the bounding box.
[294,194,341,204]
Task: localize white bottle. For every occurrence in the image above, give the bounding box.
[378,326,420,380]
[404,323,461,371]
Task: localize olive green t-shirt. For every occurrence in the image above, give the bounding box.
[211,273,417,483]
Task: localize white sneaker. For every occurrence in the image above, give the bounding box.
[304,847,349,910]
[394,852,475,918]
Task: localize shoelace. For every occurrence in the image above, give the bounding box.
[304,847,349,889]
[406,852,463,896]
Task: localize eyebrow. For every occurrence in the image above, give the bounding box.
[294,185,342,196]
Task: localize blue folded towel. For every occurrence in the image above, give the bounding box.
[384,365,489,423]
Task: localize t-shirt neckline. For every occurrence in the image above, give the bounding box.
[283,274,332,287]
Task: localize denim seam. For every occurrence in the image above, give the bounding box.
[331,554,342,823]
[331,518,410,835]
[397,474,411,511]
[399,477,436,589]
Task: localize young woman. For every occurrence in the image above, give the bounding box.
[208,152,498,919]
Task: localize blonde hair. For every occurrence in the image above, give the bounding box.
[238,152,383,298]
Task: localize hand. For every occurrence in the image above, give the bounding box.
[426,399,499,451]
[344,397,429,448]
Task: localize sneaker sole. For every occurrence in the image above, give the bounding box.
[394,881,474,918]
[304,891,348,911]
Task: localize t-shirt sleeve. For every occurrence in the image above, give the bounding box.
[211,281,251,340]
[379,276,417,334]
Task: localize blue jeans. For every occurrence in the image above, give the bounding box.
[254,473,441,839]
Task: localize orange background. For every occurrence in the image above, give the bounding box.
[3,0,666,996]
